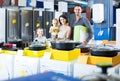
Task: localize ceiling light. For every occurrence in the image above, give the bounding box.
[74,0,88,5]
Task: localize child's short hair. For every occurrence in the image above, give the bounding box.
[52,18,58,21]
[36,27,44,37]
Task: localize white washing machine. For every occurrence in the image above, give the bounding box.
[0,54,15,81]
[73,63,120,78]
[40,58,76,77]
[13,56,40,78]
[0,8,6,42]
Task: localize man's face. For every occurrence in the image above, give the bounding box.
[74,6,82,16]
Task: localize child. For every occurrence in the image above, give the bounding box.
[33,28,47,45]
[49,18,59,40]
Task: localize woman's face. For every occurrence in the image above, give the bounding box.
[60,17,67,25]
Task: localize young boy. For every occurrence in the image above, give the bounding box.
[33,28,47,45]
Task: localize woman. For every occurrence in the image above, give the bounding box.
[57,15,71,40]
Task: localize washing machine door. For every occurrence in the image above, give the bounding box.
[14,65,33,78]
[13,56,39,78]
[0,63,10,80]
[0,54,14,80]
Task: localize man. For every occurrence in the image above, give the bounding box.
[70,4,93,44]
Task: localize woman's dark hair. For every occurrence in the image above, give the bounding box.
[59,15,68,25]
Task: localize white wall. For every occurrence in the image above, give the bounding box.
[0,8,6,42]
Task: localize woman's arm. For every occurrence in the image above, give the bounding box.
[66,26,71,39]
[49,26,53,33]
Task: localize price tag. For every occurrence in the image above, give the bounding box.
[43,52,51,59]
[17,50,23,56]
[33,51,37,55]
[0,48,2,53]
[0,64,2,70]
[77,56,88,64]
[102,40,108,44]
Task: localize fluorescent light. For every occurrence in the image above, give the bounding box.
[74,0,88,5]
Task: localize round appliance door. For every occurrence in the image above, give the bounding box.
[14,65,33,78]
[0,63,10,80]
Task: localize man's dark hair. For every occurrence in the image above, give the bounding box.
[74,4,82,8]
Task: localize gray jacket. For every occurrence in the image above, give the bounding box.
[69,14,93,41]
